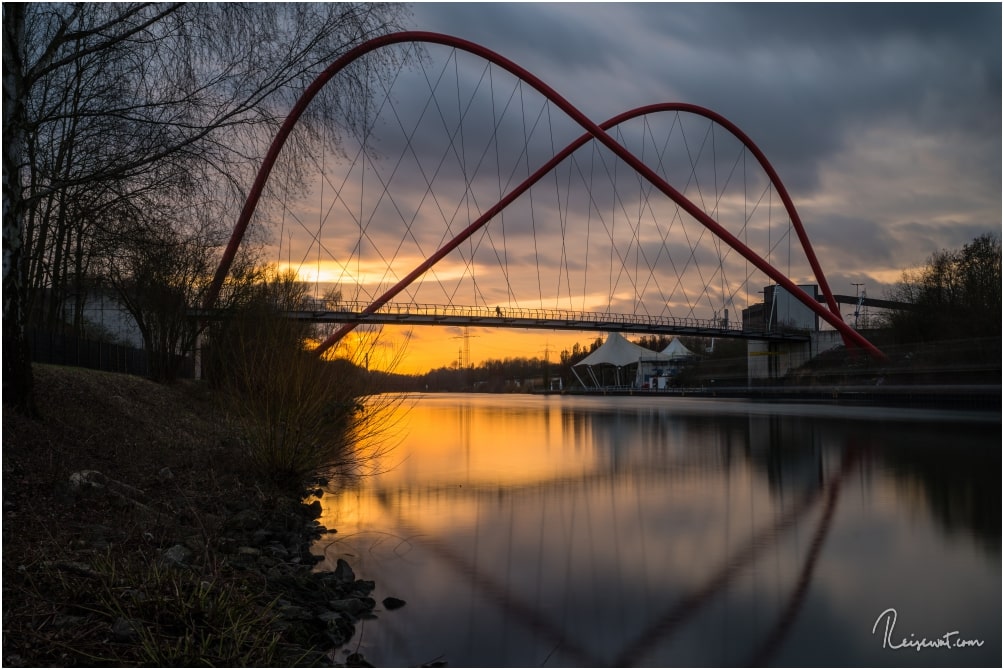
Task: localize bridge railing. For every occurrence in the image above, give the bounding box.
[300,299,746,333]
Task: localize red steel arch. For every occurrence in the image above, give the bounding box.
[204,31,885,361]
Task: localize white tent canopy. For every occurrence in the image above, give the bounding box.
[572,333,696,389]
[574,332,672,368]
[661,338,696,359]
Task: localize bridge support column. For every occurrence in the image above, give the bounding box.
[747,331,848,384]
[747,340,813,384]
[809,330,846,358]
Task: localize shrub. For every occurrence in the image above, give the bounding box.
[204,270,405,490]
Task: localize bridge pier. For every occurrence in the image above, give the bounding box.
[747,331,844,384]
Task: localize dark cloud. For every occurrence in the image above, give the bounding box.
[803,213,900,267]
[667,3,1000,54]
[641,5,998,193]
[411,3,622,74]
[413,3,1000,196]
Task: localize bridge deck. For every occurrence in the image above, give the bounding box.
[193,301,811,342]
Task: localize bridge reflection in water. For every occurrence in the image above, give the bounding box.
[314,395,999,667]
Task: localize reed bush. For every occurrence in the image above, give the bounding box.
[204,270,406,490]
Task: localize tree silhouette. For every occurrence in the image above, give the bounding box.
[3,3,408,412]
[884,233,1001,346]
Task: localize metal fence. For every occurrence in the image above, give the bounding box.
[28,329,194,378]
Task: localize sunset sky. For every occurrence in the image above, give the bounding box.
[269,4,1000,375]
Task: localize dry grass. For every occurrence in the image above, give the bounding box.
[2,364,273,666]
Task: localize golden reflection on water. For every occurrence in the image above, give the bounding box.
[363,397,598,487]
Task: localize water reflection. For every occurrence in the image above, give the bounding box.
[315,394,1000,667]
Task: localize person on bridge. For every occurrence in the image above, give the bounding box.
[495,306,502,317]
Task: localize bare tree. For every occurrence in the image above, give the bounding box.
[884,233,1002,345]
[3,3,408,412]
[99,205,240,382]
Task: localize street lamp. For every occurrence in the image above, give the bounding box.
[851,283,864,329]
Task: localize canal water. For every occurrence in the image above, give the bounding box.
[314,393,1000,667]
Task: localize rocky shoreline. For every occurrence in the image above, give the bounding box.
[81,472,403,666]
[212,490,408,667]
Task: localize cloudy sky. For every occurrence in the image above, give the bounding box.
[283,3,1001,373]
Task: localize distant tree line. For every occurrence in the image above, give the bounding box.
[376,332,748,393]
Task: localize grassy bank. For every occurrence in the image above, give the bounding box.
[2,365,375,667]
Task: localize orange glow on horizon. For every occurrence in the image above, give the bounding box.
[323,325,599,376]
[277,259,471,292]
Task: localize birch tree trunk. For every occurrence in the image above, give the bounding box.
[2,4,37,415]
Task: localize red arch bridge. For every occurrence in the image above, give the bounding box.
[201,31,885,361]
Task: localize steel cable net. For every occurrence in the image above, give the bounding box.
[273,43,798,330]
